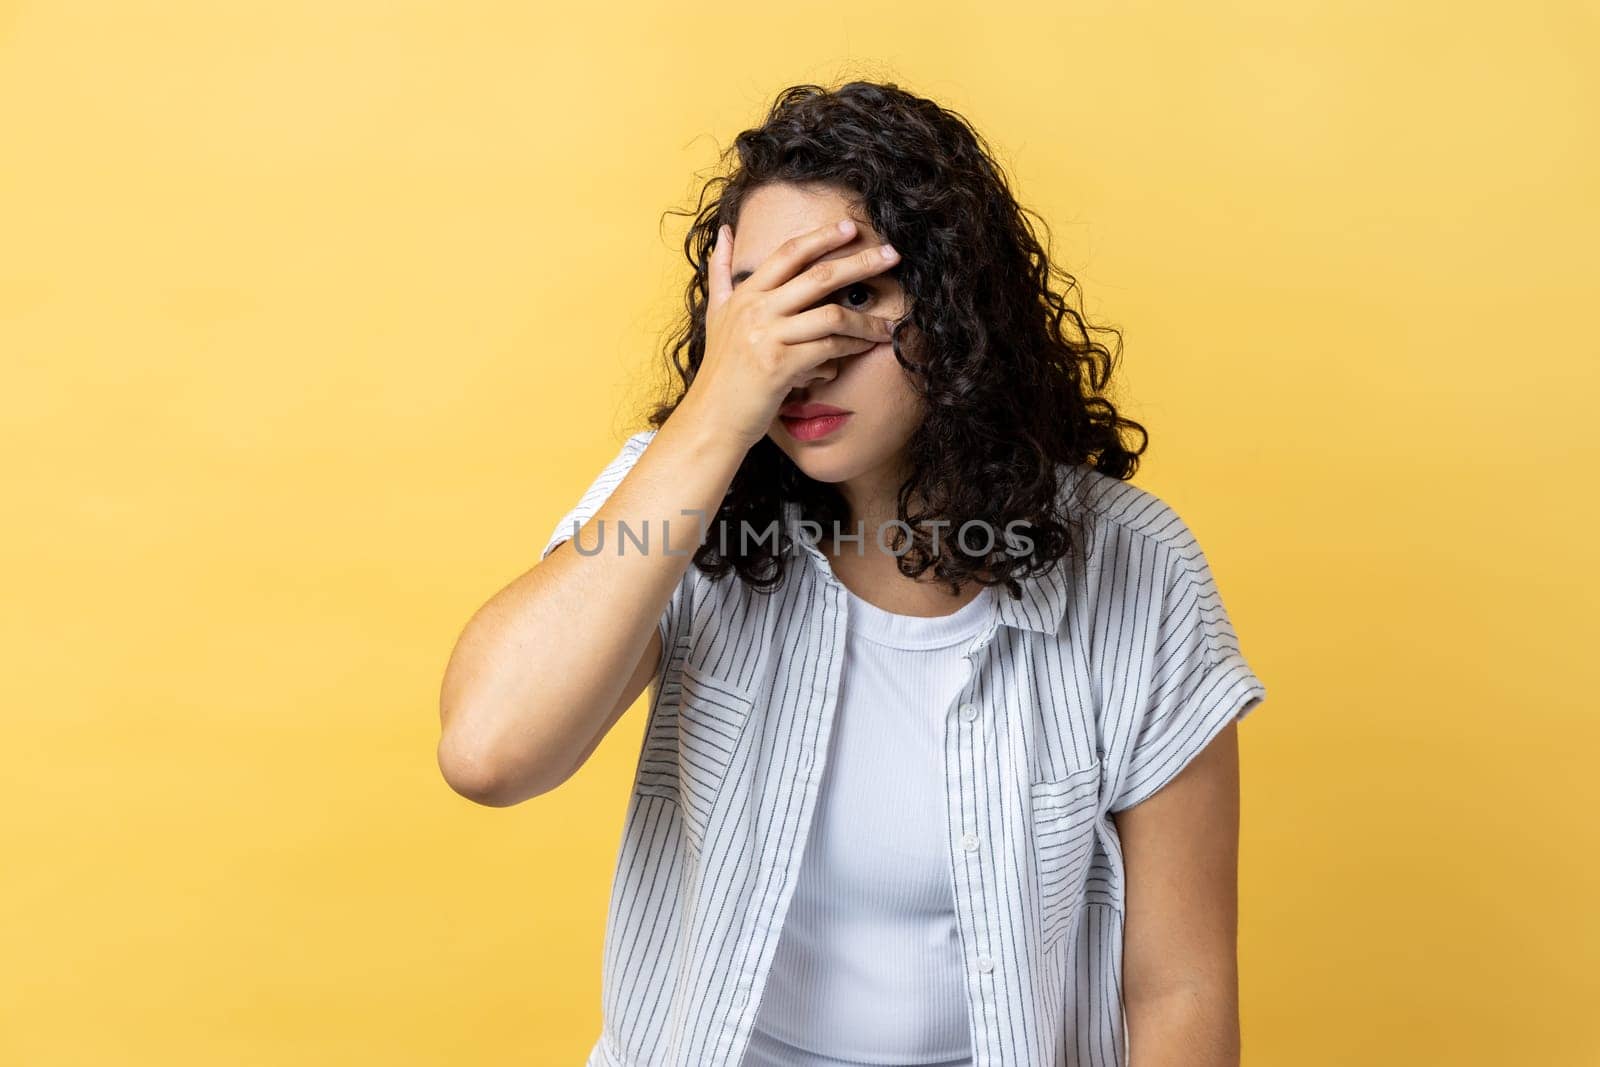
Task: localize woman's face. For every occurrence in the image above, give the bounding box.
[731,181,924,497]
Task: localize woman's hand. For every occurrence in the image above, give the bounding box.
[674,217,902,453]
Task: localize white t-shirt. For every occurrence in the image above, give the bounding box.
[742,577,996,1067]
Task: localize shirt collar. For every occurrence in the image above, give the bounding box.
[780,469,1082,637]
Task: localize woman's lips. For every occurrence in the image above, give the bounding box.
[779,412,852,441]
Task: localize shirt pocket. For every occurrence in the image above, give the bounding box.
[1030,758,1102,952]
[635,660,755,860]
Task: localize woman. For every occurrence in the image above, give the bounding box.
[439,80,1268,1067]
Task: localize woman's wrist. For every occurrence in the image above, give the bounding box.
[658,397,761,472]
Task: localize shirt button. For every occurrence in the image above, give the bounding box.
[977,956,995,974]
[960,832,979,852]
[959,703,977,721]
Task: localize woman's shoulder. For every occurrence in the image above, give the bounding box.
[1057,460,1214,570]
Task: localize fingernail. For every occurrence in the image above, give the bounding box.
[838,219,855,235]
[880,243,898,261]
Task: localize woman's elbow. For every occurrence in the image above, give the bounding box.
[436,721,564,807]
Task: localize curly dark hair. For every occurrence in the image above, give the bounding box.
[646,79,1148,601]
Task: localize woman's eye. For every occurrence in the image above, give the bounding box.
[832,283,874,310]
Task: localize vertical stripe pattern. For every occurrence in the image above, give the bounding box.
[539,430,1269,1067]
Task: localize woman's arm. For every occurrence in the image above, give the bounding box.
[437,217,900,807]
[436,412,745,807]
[1112,721,1243,1067]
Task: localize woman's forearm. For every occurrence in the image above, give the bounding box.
[437,410,744,805]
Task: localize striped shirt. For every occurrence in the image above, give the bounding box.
[540,429,1269,1067]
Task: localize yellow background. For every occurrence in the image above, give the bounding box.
[3,1,1596,1063]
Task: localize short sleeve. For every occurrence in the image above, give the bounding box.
[1105,523,1267,814]
[539,428,691,669]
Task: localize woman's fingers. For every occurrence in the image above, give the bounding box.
[740,217,862,295]
[773,303,897,346]
[706,224,734,310]
[781,334,880,382]
[768,240,901,318]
